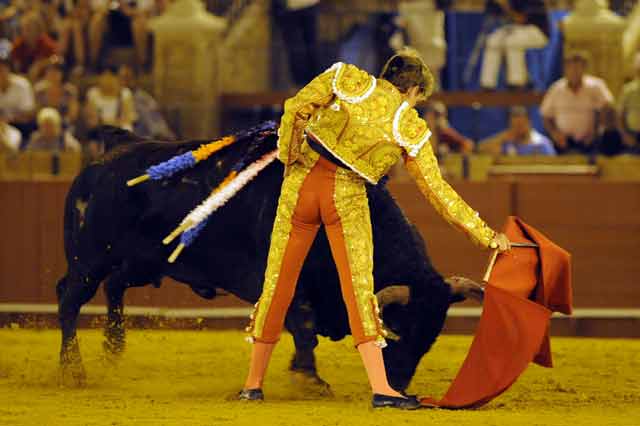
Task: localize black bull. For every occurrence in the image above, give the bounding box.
[57,124,482,391]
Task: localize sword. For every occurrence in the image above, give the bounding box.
[482,242,538,283]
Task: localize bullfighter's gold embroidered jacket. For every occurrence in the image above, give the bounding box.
[277,62,496,248]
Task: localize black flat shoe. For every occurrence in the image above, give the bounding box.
[372,393,421,410]
[238,388,264,401]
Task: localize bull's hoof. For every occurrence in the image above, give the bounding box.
[102,337,125,356]
[103,326,125,355]
[101,341,124,365]
[58,360,87,387]
[59,337,87,387]
[289,369,333,397]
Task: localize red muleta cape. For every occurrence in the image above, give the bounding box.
[421,216,573,409]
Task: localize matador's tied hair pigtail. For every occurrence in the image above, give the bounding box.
[380,47,435,101]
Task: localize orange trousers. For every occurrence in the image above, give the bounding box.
[246,146,386,347]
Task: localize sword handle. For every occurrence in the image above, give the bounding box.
[483,248,500,284]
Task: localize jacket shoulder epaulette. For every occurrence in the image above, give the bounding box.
[329,62,377,104]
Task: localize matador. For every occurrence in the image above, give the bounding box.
[239,50,511,409]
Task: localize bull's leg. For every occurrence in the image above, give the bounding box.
[103,271,127,357]
[57,271,101,387]
[285,299,332,396]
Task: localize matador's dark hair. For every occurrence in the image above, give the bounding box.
[379,48,435,101]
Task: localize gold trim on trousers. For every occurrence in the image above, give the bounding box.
[245,146,387,347]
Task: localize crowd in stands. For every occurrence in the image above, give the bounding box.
[478,50,638,158]
[2,0,640,168]
[424,50,640,158]
[0,0,174,163]
[274,0,640,159]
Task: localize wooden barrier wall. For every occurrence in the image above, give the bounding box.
[0,179,639,309]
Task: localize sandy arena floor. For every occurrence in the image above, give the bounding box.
[0,329,638,426]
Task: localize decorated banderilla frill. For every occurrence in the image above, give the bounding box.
[125,121,279,263]
[126,136,237,187]
[163,150,277,263]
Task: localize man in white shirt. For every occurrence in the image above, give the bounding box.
[479,0,549,89]
[0,56,35,130]
[541,51,614,154]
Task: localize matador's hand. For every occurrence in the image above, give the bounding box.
[490,232,511,252]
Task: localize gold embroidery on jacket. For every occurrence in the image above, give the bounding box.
[306,79,407,183]
[404,142,496,248]
[333,63,377,103]
[277,71,335,166]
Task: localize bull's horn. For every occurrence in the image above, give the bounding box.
[375,285,410,309]
[446,276,485,302]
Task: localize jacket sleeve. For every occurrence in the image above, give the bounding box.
[277,69,335,165]
[398,106,497,249]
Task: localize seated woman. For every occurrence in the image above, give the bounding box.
[24,106,80,152]
[84,65,136,131]
[33,56,79,130]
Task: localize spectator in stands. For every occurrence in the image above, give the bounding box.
[479,0,549,90]
[24,106,80,152]
[57,0,92,73]
[424,100,474,154]
[34,56,79,130]
[37,0,65,38]
[541,51,613,154]
[84,65,136,131]
[0,55,35,138]
[0,106,21,152]
[479,105,555,155]
[0,0,23,40]
[593,106,626,156]
[10,11,57,80]
[617,52,640,153]
[272,0,320,87]
[118,63,174,139]
[89,0,155,71]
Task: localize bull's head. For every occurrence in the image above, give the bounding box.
[376,277,483,391]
